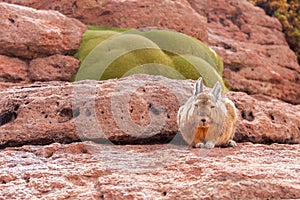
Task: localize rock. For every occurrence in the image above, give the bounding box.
[227,92,300,144]
[0,82,25,91]
[0,142,299,199]
[0,55,29,83]
[2,0,299,104]
[28,54,80,81]
[0,53,80,86]
[188,0,300,104]
[0,75,299,148]
[0,0,208,42]
[0,75,191,148]
[0,2,87,59]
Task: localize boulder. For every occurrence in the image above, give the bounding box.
[0,55,29,83]
[0,54,80,84]
[189,0,300,104]
[29,54,80,81]
[0,0,208,42]
[0,2,87,59]
[0,75,299,148]
[227,92,300,144]
[0,142,299,199]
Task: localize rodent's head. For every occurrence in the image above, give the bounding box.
[192,78,222,128]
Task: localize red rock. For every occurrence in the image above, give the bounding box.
[28,54,80,81]
[0,2,87,59]
[226,92,300,144]
[0,82,25,91]
[2,0,299,104]
[0,0,208,42]
[189,0,300,104]
[0,75,299,148]
[0,142,299,199]
[0,55,29,83]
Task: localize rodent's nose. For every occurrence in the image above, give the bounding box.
[201,118,206,123]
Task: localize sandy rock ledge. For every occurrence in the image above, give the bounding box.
[0,75,299,148]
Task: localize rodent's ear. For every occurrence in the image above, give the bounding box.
[210,81,222,102]
[193,77,204,98]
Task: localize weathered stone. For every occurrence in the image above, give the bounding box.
[0,2,298,198]
[227,92,300,144]
[189,0,300,104]
[0,55,29,83]
[0,0,208,42]
[0,54,27,93]
[0,2,87,59]
[0,75,299,148]
[0,75,190,148]
[0,82,25,91]
[0,142,299,199]
[29,54,80,81]
[2,0,299,104]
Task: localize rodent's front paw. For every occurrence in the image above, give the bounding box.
[194,141,215,149]
[226,140,237,147]
[202,141,215,149]
[194,142,204,148]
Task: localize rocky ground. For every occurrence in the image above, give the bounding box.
[0,0,299,199]
[1,142,300,199]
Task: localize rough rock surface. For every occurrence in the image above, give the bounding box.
[2,0,299,104]
[0,55,29,83]
[0,142,299,199]
[0,2,298,198]
[29,54,80,81]
[0,2,87,59]
[228,92,300,144]
[0,0,208,42]
[0,75,299,148]
[0,54,81,86]
[189,0,300,104]
[0,82,25,91]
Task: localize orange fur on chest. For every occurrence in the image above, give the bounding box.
[193,127,209,144]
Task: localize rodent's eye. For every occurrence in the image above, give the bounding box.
[194,104,198,107]
[211,105,215,109]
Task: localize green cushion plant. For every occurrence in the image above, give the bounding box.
[74,26,227,90]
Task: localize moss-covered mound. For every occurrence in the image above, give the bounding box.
[74,26,226,89]
[248,0,300,64]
